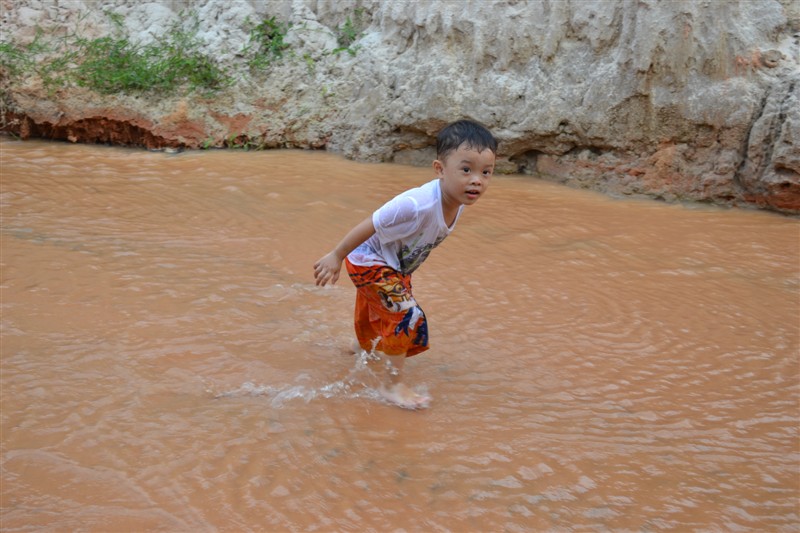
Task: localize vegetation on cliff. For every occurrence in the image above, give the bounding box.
[0,9,363,97]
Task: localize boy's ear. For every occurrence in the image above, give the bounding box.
[432,159,444,176]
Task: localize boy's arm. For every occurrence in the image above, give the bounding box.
[313,216,376,286]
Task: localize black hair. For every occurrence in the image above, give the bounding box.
[436,119,498,161]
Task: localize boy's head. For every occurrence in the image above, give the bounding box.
[433,120,497,210]
[436,119,498,162]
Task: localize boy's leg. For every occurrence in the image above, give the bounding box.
[351,287,379,353]
[345,260,431,408]
[376,352,430,409]
[350,345,429,407]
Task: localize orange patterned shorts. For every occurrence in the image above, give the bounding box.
[345,258,429,357]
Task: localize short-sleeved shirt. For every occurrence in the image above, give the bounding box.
[347,178,463,275]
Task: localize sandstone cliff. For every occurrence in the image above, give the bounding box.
[2,0,799,213]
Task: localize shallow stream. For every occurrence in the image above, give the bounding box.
[1,139,798,531]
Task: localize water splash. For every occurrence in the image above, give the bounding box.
[211,350,383,408]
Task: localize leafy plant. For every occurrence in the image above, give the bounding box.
[333,8,365,56]
[224,133,265,151]
[244,16,290,71]
[302,53,316,74]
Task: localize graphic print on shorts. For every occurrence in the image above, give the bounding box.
[396,305,428,347]
[349,266,416,313]
[346,261,430,357]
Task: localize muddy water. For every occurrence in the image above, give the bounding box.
[1,138,798,532]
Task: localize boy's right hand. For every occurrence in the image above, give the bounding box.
[313,252,342,286]
[313,216,375,287]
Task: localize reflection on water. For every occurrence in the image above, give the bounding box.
[1,138,798,531]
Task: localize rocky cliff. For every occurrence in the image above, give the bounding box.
[2,0,799,213]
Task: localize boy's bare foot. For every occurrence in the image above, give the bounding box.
[379,383,431,410]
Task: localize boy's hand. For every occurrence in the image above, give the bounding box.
[313,216,375,287]
[313,252,342,286]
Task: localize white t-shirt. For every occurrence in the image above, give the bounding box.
[348,178,463,275]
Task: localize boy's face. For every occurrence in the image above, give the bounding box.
[434,143,496,208]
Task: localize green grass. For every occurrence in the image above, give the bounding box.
[0,30,53,78]
[0,40,29,77]
[0,8,370,97]
[0,12,231,96]
[73,35,229,94]
[75,15,231,94]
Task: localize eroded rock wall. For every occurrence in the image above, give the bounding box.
[2,0,799,213]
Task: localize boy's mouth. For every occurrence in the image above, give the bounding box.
[466,189,481,199]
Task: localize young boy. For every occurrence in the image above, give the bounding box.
[313,119,498,409]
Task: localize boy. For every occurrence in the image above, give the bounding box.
[313,119,498,409]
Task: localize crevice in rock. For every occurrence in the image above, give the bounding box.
[509,149,543,175]
[732,78,799,212]
[761,80,795,177]
[732,89,771,190]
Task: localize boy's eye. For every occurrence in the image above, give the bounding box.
[461,167,470,173]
